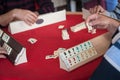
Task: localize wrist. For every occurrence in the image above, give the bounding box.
[107,18,120,35]
[111,19,120,28]
[11,9,17,19]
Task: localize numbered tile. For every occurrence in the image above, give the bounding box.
[2,33,10,43]
[3,43,12,55]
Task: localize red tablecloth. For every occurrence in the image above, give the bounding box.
[0,14,107,80]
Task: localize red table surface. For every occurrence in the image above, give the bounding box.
[0,14,107,80]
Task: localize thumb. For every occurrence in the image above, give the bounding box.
[90,20,101,27]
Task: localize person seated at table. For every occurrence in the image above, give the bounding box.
[89,0,120,20]
[0,0,54,27]
[0,0,54,58]
[86,13,120,80]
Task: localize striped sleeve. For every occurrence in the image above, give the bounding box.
[106,3,120,20]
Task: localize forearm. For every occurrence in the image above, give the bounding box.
[109,18,120,28]
[100,14,120,28]
[0,10,14,27]
[107,18,120,34]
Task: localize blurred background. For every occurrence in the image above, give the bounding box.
[52,0,118,12]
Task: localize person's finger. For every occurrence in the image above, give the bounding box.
[23,12,38,25]
[86,14,98,26]
[92,8,95,14]
[94,6,98,13]
[24,19,32,26]
[0,50,7,54]
[96,6,101,13]
[29,11,38,18]
[24,16,37,25]
[26,18,35,25]
[90,19,101,27]
[0,55,6,58]
[0,47,7,54]
[28,14,38,23]
[89,8,92,13]
[26,16,36,24]
[97,5,104,13]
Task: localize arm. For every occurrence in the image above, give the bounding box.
[89,5,106,14]
[0,0,38,26]
[0,1,15,27]
[0,10,14,27]
[86,14,120,34]
[0,9,38,26]
[89,2,120,20]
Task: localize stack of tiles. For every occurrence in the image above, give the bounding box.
[59,41,98,71]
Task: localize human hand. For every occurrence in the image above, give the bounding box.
[86,14,120,33]
[12,9,38,25]
[89,5,105,14]
[0,47,7,58]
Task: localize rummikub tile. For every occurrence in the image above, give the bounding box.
[59,40,98,71]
